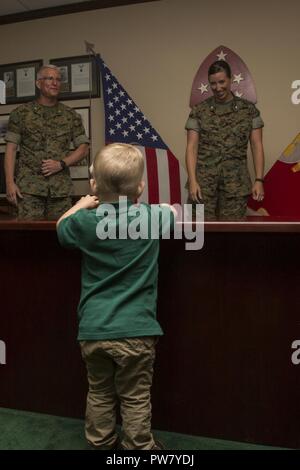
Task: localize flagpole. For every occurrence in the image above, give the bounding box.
[84,40,99,167]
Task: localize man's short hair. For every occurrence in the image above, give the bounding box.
[37,64,61,80]
[91,143,144,199]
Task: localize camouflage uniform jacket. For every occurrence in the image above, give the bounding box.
[185,95,264,195]
[5,101,89,197]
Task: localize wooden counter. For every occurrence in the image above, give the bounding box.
[0,216,299,448]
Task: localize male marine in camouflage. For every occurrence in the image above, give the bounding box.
[185,60,265,220]
[4,64,89,219]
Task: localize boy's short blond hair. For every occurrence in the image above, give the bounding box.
[91,143,144,199]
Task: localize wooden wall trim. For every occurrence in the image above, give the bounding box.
[0,0,161,26]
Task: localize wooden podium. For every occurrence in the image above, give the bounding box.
[0,217,299,448]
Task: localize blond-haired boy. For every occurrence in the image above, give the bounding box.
[57,143,175,450]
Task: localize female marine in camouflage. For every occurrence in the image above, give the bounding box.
[185,60,265,220]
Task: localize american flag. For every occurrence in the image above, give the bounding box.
[98,57,186,205]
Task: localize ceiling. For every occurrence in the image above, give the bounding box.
[0,0,160,25]
[0,0,90,16]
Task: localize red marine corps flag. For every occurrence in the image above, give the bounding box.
[248,133,300,217]
[190,45,257,107]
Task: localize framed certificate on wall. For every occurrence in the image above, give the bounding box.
[0,59,43,104]
[49,55,100,100]
[69,106,91,180]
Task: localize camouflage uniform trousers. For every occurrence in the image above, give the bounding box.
[189,160,251,220]
[17,192,72,220]
[80,337,157,450]
[188,197,248,221]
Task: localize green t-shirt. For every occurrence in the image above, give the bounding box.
[57,201,174,341]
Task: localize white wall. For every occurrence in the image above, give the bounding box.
[0,0,299,193]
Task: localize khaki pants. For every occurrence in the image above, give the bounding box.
[80,337,157,450]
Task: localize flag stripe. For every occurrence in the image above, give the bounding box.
[167,150,181,204]
[138,146,149,204]
[145,148,159,203]
[179,162,188,205]
[156,149,170,203]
